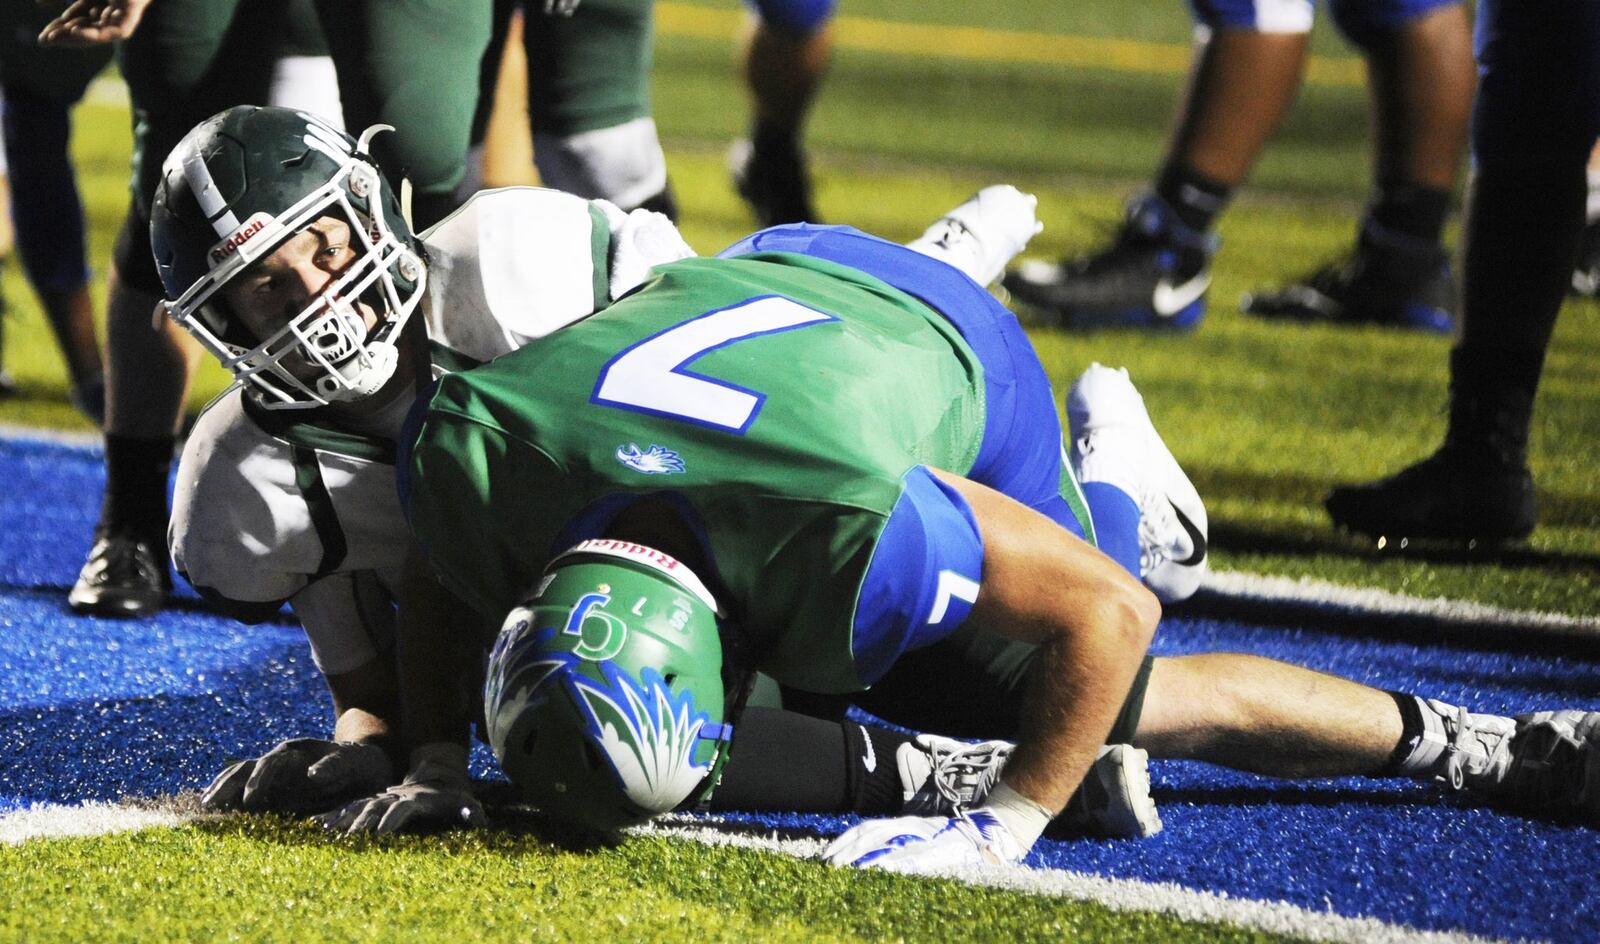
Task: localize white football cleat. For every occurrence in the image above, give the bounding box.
[1067,363,1208,604]
[1408,703,1600,822]
[907,184,1044,286]
[896,735,1161,838]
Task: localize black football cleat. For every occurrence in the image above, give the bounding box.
[1325,448,1536,544]
[729,135,818,227]
[1243,224,1456,333]
[69,530,172,618]
[1002,191,1214,332]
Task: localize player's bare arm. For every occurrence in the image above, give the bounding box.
[931,470,1160,819]
[315,544,491,834]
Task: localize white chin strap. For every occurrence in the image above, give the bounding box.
[316,338,401,402]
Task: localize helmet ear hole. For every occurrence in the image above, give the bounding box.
[522,729,538,757]
[663,672,679,687]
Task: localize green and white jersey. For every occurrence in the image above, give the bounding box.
[170,188,690,673]
[403,252,988,693]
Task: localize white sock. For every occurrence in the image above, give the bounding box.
[975,780,1052,850]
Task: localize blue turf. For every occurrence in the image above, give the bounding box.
[2,434,1596,941]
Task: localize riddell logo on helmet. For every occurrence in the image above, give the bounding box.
[575,539,682,572]
[207,212,273,267]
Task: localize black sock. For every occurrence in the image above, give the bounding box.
[99,433,175,542]
[710,707,850,813]
[752,119,801,157]
[708,708,913,815]
[1459,161,1587,360]
[1367,180,1452,246]
[1373,690,1427,777]
[842,720,914,815]
[1444,345,1538,469]
[1154,163,1232,234]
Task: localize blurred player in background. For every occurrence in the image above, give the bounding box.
[1325,0,1599,544]
[727,0,832,226]
[459,0,678,218]
[40,0,490,620]
[1004,0,1472,333]
[0,1,113,421]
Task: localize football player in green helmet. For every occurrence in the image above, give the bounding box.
[156,105,1162,841]
[153,107,426,409]
[484,540,734,831]
[156,106,1599,870]
[48,0,491,622]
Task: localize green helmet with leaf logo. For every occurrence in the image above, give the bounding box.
[150,105,426,409]
[484,540,734,832]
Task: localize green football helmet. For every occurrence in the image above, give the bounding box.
[485,539,734,832]
[150,105,426,410]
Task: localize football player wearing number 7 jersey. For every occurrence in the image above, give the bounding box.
[159,105,1599,874]
[154,104,1159,838]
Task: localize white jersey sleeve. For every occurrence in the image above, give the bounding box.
[170,389,409,670]
[417,187,695,363]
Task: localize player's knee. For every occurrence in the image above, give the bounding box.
[532,119,669,210]
[1049,569,1160,657]
[1110,579,1162,653]
[1327,0,1460,51]
[746,0,835,37]
[1188,0,1312,34]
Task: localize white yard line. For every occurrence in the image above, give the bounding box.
[1204,570,1599,639]
[0,800,188,844]
[0,802,1515,944]
[639,816,1515,944]
[0,423,102,450]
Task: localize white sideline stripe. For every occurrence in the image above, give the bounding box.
[0,423,102,449]
[639,817,1512,944]
[1205,569,1600,638]
[0,802,1512,944]
[0,801,189,844]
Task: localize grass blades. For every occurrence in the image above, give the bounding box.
[0,815,1290,944]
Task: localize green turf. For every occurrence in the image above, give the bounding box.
[0,816,1291,944]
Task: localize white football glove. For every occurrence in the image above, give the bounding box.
[201,738,393,814]
[906,184,1043,287]
[821,809,1027,873]
[595,200,697,300]
[314,752,485,834]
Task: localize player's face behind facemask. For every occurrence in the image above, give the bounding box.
[484,540,735,832]
[213,210,410,406]
[150,104,427,411]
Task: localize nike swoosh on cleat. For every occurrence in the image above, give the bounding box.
[1151,271,1211,317]
[859,724,877,773]
[1170,500,1207,567]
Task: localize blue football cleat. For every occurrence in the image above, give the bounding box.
[1242,221,1456,333]
[1002,191,1215,332]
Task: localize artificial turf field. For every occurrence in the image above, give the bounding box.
[1,2,1598,941]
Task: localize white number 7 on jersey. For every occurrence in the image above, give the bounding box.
[591,296,837,433]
